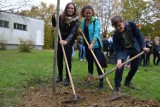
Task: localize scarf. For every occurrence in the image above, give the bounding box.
[65,16,78,24]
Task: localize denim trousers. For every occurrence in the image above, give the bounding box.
[114,48,140,88]
[78,44,83,59]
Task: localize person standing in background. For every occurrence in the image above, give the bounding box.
[153,37,160,66]
[77,35,85,61]
[102,34,110,60]
[145,36,152,65]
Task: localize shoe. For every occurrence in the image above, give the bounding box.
[124,82,135,89]
[64,78,69,86]
[98,82,103,90]
[85,73,94,84]
[56,75,63,83]
[114,87,121,95]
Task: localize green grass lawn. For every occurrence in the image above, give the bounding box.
[0,50,160,106]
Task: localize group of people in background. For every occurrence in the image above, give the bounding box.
[102,35,160,67]
[77,35,86,61]
[152,37,160,66]
[51,2,158,94]
[138,36,160,67]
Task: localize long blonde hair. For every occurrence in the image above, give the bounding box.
[154,37,160,45]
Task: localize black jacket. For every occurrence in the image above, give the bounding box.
[103,38,110,51]
[52,16,79,45]
[153,42,160,56]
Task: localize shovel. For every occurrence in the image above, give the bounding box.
[99,51,145,79]
[79,28,121,100]
[80,28,145,101]
[103,51,144,101]
[58,29,78,102]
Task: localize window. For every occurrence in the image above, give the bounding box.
[14,23,27,31]
[0,20,9,28]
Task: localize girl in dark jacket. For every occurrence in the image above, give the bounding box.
[153,37,160,65]
[52,3,79,86]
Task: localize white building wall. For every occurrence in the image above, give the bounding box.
[0,12,44,50]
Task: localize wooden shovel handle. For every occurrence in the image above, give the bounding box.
[99,51,145,79]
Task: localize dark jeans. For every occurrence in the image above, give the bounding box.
[156,54,160,65]
[85,47,102,75]
[141,53,147,66]
[85,46,103,83]
[146,52,151,65]
[153,51,160,65]
[57,44,72,79]
[114,48,140,88]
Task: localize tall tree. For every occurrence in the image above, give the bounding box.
[90,0,119,34]
[90,0,110,33]
[120,0,160,39]
[145,0,160,25]
[120,0,148,23]
[147,0,160,38]
[72,0,89,13]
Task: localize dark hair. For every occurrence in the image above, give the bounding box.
[111,15,124,27]
[61,2,78,22]
[80,5,95,18]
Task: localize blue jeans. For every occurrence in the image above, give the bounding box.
[114,48,140,88]
[82,46,86,59]
[78,44,83,60]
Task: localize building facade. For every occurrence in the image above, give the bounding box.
[0,11,44,50]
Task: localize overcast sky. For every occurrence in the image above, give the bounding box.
[34,0,72,10]
[0,0,72,11]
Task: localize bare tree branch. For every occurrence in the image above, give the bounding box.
[0,0,33,12]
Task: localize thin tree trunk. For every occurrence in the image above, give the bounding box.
[52,0,60,93]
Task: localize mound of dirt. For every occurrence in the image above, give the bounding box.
[20,84,160,107]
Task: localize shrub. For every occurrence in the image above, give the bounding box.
[18,39,34,52]
[0,40,6,50]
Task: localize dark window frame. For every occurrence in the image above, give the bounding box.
[0,20,9,28]
[14,23,27,31]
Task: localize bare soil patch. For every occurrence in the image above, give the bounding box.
[20,84,160,107]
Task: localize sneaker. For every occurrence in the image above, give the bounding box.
[56,75,63,83]
[124,82,135,89]
[64,78,69,86]
[98,82,103,90]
